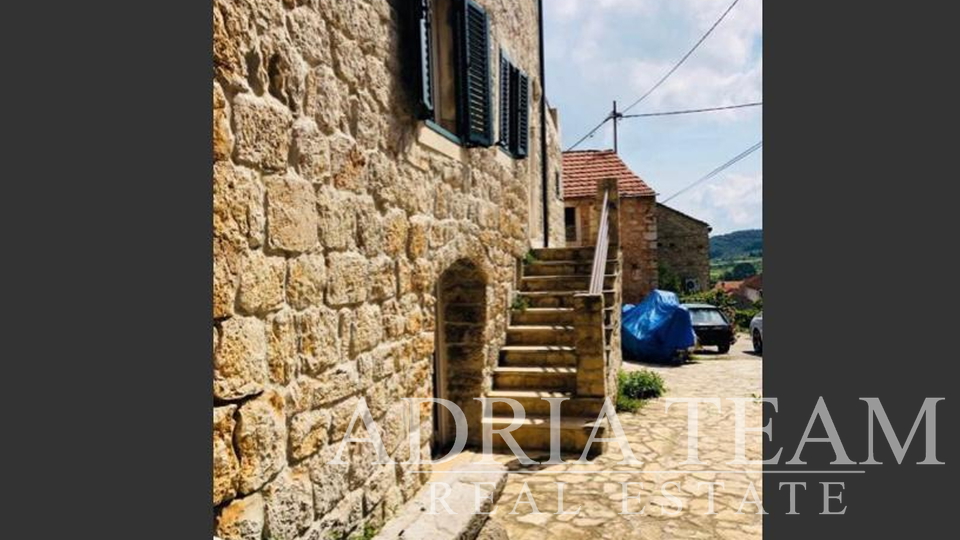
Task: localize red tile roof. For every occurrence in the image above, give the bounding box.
[715,280,745,293]
[562,150,656,199]
[742,274,762,290]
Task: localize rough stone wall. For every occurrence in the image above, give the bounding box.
[213,0,550,538]
[656,204,711,293]
[545,108,566,247]
[617,197,658,303]
[564,192,652,336]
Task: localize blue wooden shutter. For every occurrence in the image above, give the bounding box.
[515,70,530,157]
[458,0,493,146]
[499,50,512,149]
[413,0,434,119]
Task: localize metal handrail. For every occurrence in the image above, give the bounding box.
[589,189,610,294]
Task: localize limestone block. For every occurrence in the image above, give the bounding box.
[351,303,383,356]
[330,134,368,192]
[216,493,264,540]
[262,468,315,540]
[236,391,287,494]
[316,185,357,251]
[304,66,344,134]
[215,316,268,401]
[286,253,326,310]
[213,82,232,161]
[266,174,319,253]
[296,305,341,375]
[232,93,292,171]
[382,209,408,257]
[326,252,369,306]
[356,201,384,257]
[287,6,331,66]
[313,363,361,409]
[368,256,396,302]
[213,405,240,506]
[309,445,351,516]
[291,118,331,183]
[266,308,298,385]
[406,215,430,259]
[213,238,240,319]
[289,409,331,462]
[213,161,265,250]
[237,250,286,315]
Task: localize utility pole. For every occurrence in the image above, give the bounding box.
[612,100,619,154]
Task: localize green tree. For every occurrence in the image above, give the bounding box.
[723,262,757,280]
[658,264,683,293]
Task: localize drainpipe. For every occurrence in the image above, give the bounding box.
[538,0,550,247]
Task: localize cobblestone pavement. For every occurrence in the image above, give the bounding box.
[489,335,764,539]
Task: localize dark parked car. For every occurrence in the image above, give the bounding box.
[683,303,736,354]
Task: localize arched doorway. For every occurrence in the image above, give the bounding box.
[433,259,487,456]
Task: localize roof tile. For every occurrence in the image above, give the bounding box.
[562,150,656,199]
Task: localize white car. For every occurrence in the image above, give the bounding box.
[749,311,763,354]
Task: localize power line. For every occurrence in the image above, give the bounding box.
[623,101,761,118]
[661,141,762,203]
[564,115,612,152]
[564,0,744,151]
[621,0,743,114]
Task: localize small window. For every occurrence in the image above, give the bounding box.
[411,0,493,146]
[564,207,579,244]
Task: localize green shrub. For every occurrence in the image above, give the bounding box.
[734,307,759,331]
[510,294,530,311]
[616,369,665,412]
[616,394,645,413]
[522,251,537,265]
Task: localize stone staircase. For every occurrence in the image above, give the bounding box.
[485,246,621,458]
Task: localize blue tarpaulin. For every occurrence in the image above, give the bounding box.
[622,290,696,362]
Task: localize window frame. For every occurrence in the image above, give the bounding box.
[416,0,493,148]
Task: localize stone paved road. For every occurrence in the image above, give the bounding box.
[488,334,763,539]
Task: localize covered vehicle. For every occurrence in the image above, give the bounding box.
[622,290,696,363]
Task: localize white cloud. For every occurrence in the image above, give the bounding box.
[679,171,762,233]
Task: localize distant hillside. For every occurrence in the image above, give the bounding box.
[710,229,763,260]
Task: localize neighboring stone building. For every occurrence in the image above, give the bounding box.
[562,150,657,303]
[656,203,711,294]
[213,0,572,538]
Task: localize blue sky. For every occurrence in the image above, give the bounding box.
[543,0,762,235]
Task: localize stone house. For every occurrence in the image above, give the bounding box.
[562,150,657,303]
[213,1,620,539]
[656,203,711,294]
[715,274,762,307]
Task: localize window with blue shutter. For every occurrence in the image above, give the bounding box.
[406,0,493,147]
[412,0,434,119]
[498,53,530,159]
[499,49,512,149]
[458,0,493,146]
[515,69,530,157]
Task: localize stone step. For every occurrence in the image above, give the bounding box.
[486,391,605,417]
[492,366,577,391]
[499,345,577,367]
[510,307,574,326]
[519,274,616,292]
[506,325,575,346]
[518,290,616,309]
[481,415,606,457]
[529,247,597,262]
[523,259,619,276]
